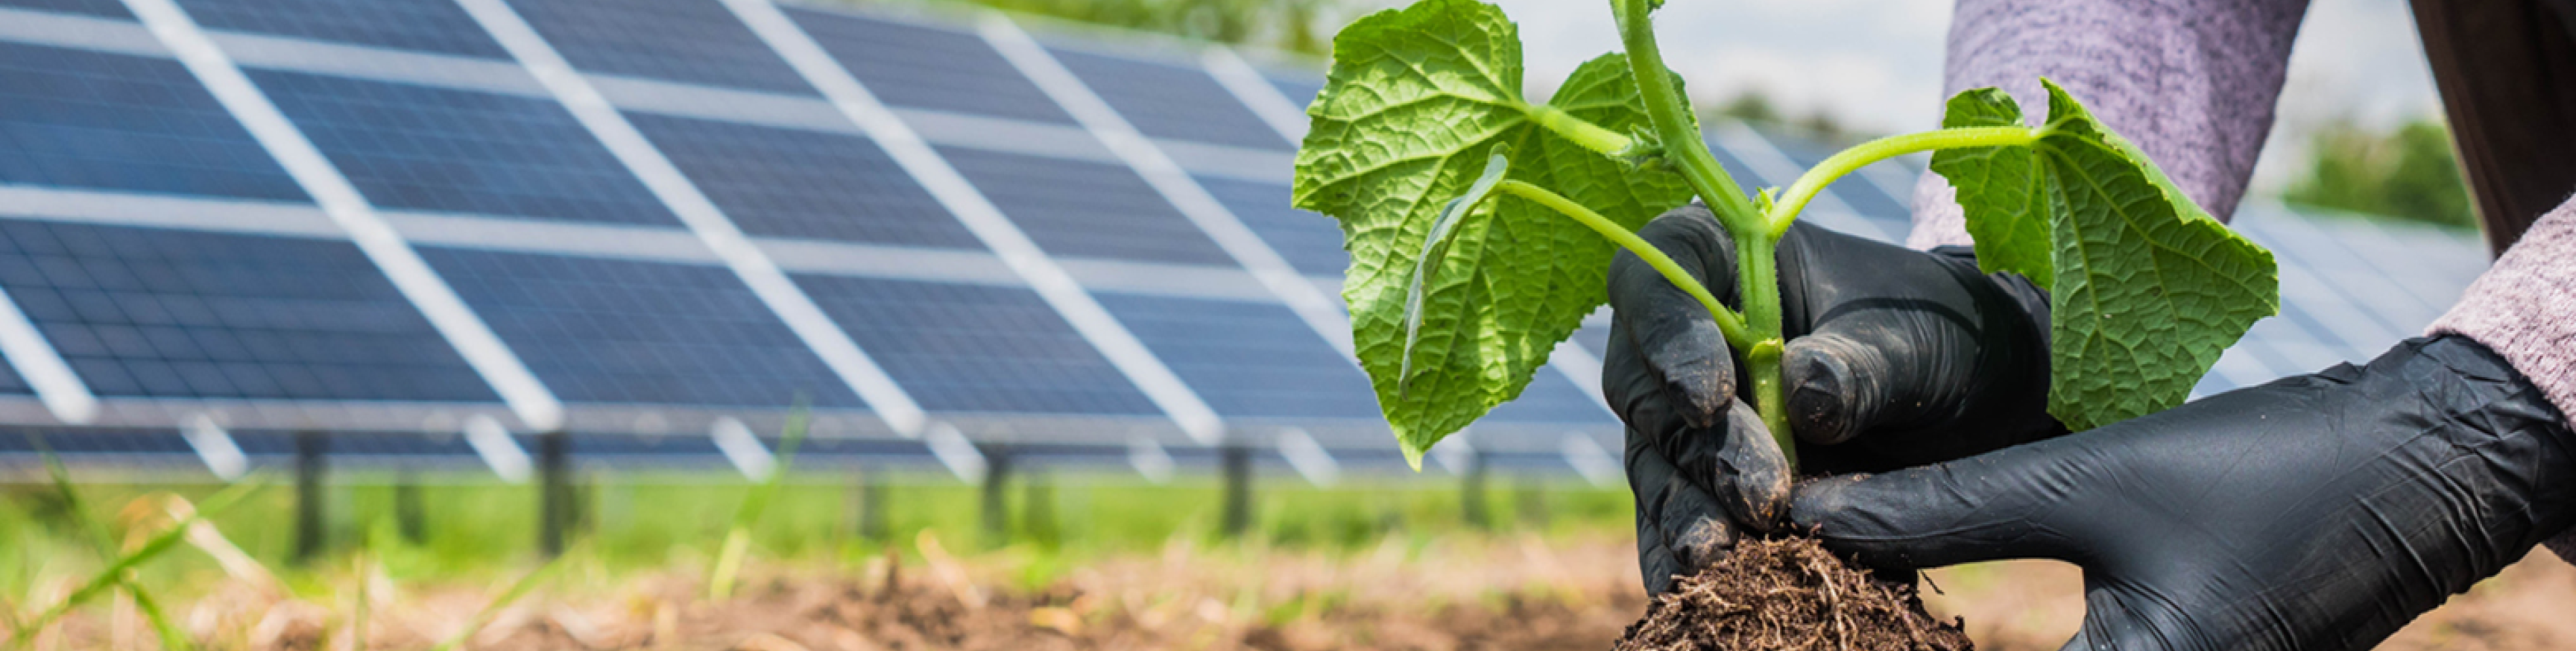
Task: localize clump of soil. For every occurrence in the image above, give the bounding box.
[1615,536,1972,651]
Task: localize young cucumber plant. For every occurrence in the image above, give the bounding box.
[1292,0,2280,467]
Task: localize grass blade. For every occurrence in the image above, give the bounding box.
[37,445,194,651]
[430,547,577,651]
[709,397,811,600]
[12,477,264,649]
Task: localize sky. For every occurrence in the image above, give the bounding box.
[1449,0,2445,193]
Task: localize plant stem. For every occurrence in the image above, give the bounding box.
[1523,104,1633,156]
[1493,180,1752,349]
[1613,0,1797,464]
[1763,125,2039,236]
[1729,222,1794,467]
[1611,0,1758,228]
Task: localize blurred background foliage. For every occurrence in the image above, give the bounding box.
[2285,119,2477,230]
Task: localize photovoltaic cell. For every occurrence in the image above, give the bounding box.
[420,248,865,409]
[248,69,683,228]
[509,0,817,96]
[786,5,1078,125]
[0,220,494,401]
[1483,370,1613,425]
[1093,292,1377,419]
[0,43,307,203]
[174,0,509,59]
[1758,130,1912,223]
[1194,175,1344,275]
[0,431,190,454]
[233,431,478,456]
[1266,74,1322,111]
[794,275,1159,416]
[1047,45,1289,151]
[1700,134,1773,187]
[626,112,982,249]
[0,0,129,20]
[1571,324,1613,361]
[938,146,1232,265]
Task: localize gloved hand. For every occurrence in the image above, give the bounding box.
[1792,335,2576,651]
[1608,204,2064,595]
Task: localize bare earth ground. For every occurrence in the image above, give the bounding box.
[24,534,2576,650]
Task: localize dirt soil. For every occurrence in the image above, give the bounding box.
[1614,537,1971,651]
[22,534,2576,650]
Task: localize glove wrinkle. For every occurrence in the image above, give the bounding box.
[1798,335,2576,651]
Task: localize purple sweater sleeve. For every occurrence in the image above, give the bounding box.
[1905,0,2311,248]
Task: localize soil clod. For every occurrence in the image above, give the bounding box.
[1615,537,1972,651]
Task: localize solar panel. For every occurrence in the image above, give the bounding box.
[0,220,494,401]
[0,431,192,454]
[794,275,1161,416]
[1264,74,1322,111]
[785,5,1077,125]
[419,247,863,410]
[1045,44,1293,151]
[1193,175,1346,275]
[936,146,1234,265]
[247,68,685,228]
[512,0,817,96]
[0,0,129,20]
[1091,292,1377,420]
[1483,370,1615,425]
[625,112,983,249]
[174,0,509,59]
[0,42,308,202]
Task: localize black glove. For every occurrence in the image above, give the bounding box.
[1792,335,2576,651]
[1608,204,2063,595]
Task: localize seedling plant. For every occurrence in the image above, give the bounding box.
[1293,0,2280,467]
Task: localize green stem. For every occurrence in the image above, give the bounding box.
[1493,180,1752,349]
[1612,0,1758,229]
[1729,220,1794,466]
[1523,104,1633,156]
[1763,125,2039,236]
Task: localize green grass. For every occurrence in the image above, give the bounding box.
[0,471,1632,599]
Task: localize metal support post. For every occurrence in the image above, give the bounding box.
[538,431,571,557]
[293,431,327,564]
[1222,443,1252,538]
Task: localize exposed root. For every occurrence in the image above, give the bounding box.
[1614,537,1971,651]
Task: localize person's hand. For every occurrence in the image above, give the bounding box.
[1608,204,2064,595]
[1792,335,2576,651]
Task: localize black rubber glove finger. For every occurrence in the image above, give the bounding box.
[1788,439,2094,572]
[1607,204,1740,429]
[1628,422,1736,595]
[1668,400,1791,530]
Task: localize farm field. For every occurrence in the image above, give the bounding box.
[3,475,2571,650]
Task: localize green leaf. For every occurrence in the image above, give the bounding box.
[1931,80,2280,431]
[1293,0,1691,465]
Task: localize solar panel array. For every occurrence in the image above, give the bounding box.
[0,0,2496,483]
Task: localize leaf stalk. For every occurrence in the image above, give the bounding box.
[1492,180,1751,349]
[1763,126,2040,237]
[1523,104,1633,157]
